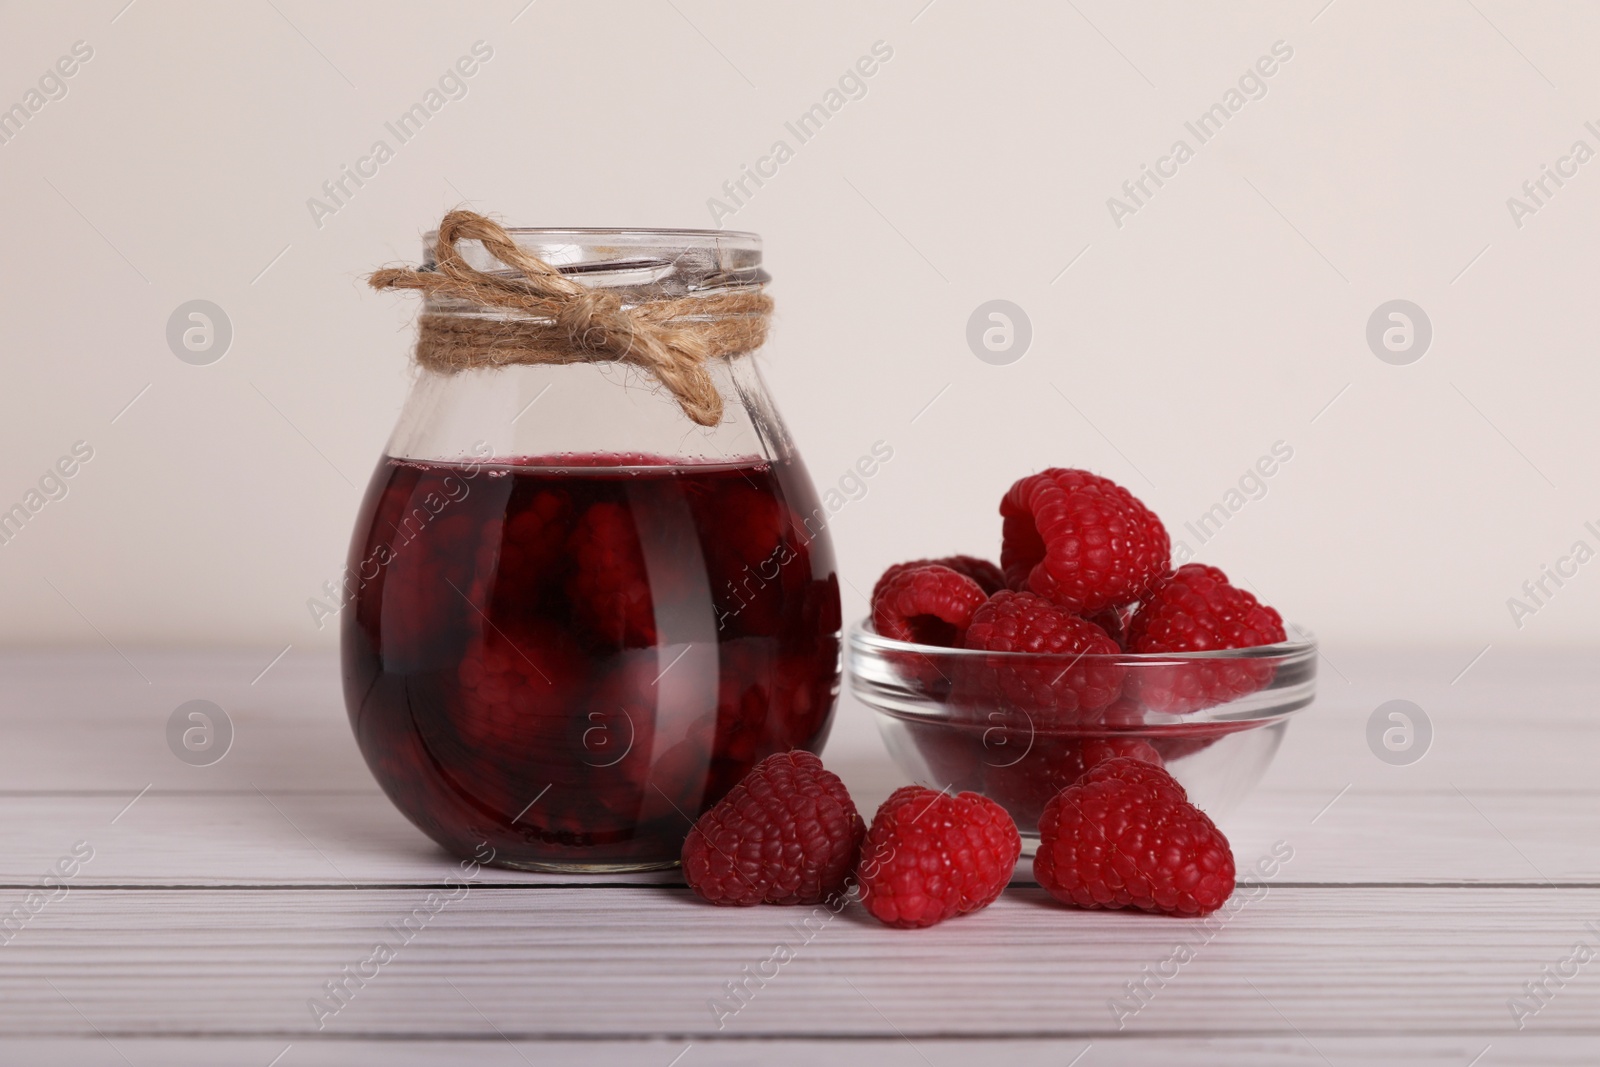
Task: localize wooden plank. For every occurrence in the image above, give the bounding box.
[0,786,1594,888]
[0,650,369,794]
[0,887,1596,1039]
[0,791,675,888]
[4,647,1595,1059]
[1,1034,1588,1067]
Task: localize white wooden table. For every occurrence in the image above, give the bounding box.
[2,646,1597,1065]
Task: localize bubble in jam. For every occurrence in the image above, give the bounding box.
[341,453,842,871]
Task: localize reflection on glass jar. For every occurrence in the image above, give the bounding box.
[343,217,841,871]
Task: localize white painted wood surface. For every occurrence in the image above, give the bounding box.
[2,647,1598,1064]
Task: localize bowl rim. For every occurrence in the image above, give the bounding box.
[847,617,1317,665]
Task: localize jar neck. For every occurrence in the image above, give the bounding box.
[382,225,787,467]
[384,357,793,468]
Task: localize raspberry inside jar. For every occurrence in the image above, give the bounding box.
[343,452,841,870]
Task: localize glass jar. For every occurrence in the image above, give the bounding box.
[341,225,841,871]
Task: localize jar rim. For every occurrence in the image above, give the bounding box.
[420,226,765,295]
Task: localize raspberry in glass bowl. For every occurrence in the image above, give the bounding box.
[846,618,1315,850]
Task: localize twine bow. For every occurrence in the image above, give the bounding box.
[369,210,771,427]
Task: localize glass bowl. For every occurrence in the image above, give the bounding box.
[846,619,1316,850]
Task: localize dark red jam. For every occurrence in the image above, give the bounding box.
[342,453,841,869]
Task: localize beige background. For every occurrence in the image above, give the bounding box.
[1,0,1596,659]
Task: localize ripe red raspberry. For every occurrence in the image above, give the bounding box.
[1125,564,1287,713]
[1086,604,1134,649]
[1000,469,1170,614]
[872,555,1006,604]
[857,785,1021,928]
[872,564,988,647]
[955,591,1124,720]
[1082,753,1188,796]
[565,501,656,648]
[682,751,865,907]
[1127,564,1285,650]
[963,590,1120,657]
[981,736,1162,828]
[1034,756,1235,916]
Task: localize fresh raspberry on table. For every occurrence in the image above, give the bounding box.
[1000,469,1170,614]
[682,751,865,907]
[872,564,988,647]
[1125,564,1288,713]
[1034,756,1235,916]
[872,555,1006,605]
[954,591,1125,720]
[857,785,1021,928]
[1078,752,1188,797]
[564,501,656,647]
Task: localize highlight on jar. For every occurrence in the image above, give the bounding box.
[346,212,841,873]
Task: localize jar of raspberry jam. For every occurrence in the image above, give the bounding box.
[343,217,841,871]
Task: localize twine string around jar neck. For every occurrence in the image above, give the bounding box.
[368,210,772,428]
